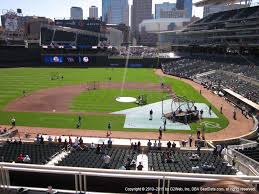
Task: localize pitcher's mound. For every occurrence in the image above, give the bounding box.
[116,97,137,103]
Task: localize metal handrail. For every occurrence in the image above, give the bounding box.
[1,162,258,181]
[227,148,259,173]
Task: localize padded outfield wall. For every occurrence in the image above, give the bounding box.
[0,47,174,68]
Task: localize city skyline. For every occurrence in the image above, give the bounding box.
[1,0,259,25]
[0,0,204,22]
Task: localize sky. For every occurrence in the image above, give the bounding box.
[0,0,204,21]
[1,0,259,24]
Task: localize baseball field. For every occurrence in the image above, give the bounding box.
[0,68,228,133]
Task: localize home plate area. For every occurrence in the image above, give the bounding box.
[112,99,218,130]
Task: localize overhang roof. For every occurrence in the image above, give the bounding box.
[195,0,243,7]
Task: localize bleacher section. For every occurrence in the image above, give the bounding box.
[201,71,259,103]
[53,31,76,42]
[173,5,259,47]
[40,27,54,45]
[0,140,257,193]
[57,147,137,169]
[162,58,259,104]
[55,146,236,175]
[40,26,105,47]
[0,142,62,164]
[77,34,99,48]
[148,150,236,175]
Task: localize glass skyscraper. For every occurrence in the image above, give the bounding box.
[184,0,193,18]
[131,0,152,36]
[102,0,129,26]
[176,0,192,18]
[155,2,176,19]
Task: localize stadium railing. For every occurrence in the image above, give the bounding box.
[0,162,259,193]
[228,138,258,150]
[212,115,259,145]
[226,148,259,176]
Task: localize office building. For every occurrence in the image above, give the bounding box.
[70,7,83,20]
[89,6,98,19]
[155,2,176,19]
[131,0,152,38]
[102,0,129,26]
[184,0,192,18]
[176,0,192,18]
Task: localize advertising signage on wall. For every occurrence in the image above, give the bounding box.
[128,64,143,68]
[44,56,63,63]
[43,56,91,64]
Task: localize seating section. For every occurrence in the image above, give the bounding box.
[175,6,259,46]
[237,146,259,162]
[57,147,236,175]
[200,71,259,103]
[162,58,259,104]
[148,150,236,175]
[57,148,137,169]
[0,143,62,164]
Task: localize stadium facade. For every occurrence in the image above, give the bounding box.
[158,5,259,56]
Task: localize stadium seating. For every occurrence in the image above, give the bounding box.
[53,31,76,42]
[0,142,62,164]
[77,34,99,48]
[201,71,259,103]
[148,150,236,175]
[40,27,54,45]
[162,57,259,104]
[237,146,259,162]
[57,147,138,169]
[175,6,259,46]
[41,27,101,47]
[56,146,236,175]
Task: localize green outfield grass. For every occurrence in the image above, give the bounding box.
[71,89,166,112]
[0,68,228,133]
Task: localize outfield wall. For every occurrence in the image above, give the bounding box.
[0,47,174,68]
[41,55,173,68]
[0,46,41,66]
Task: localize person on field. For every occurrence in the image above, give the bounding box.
[200,109,204,119]
[233,108,237,120]
[147,140,152,150]
[149,109,153,120]
[159,126,162,139]
[163,117,167,131]
[11,117,16,128]
[189,134,193,147]
[77,115,82,129]
[107,122,112,136]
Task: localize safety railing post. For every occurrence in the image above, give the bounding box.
[83,174,87,192]
[75,174,78,193]
[158,178,160,194]
[4,169,10,188]
[167,179,170,194]
[79,172,82,193]
[162,176,165,194]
